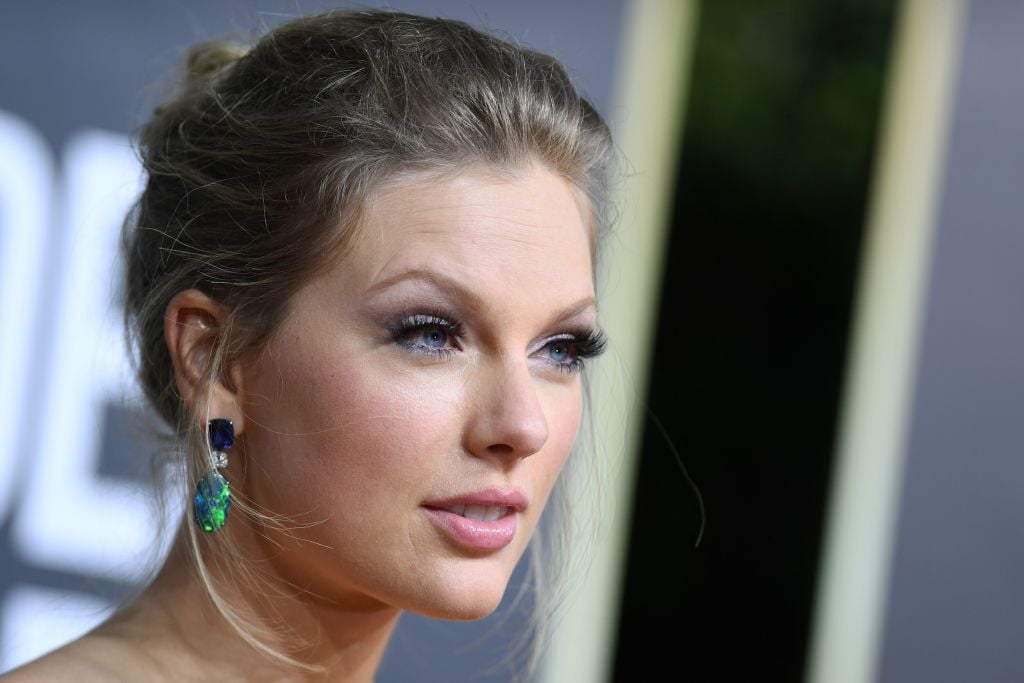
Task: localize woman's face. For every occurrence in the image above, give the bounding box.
[236,162,599,619]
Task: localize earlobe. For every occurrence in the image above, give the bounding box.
[164,289,246,434]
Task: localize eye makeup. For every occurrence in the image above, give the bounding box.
[387,309,464,360]
[539,327,608,374]
[384,307,607,374]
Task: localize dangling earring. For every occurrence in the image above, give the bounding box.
[194,418,233,533]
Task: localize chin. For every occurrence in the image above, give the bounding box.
[438,595,504,621]
[423,598,503,622]
[410,560,515,621]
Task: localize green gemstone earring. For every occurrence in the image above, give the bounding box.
[194,418,233,533]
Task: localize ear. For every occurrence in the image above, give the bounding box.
[164,289,246,436]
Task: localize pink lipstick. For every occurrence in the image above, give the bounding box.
[422,488,528,551]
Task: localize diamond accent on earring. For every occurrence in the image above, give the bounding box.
[213,450,228,468]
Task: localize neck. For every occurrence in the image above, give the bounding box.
[100,520,401,682]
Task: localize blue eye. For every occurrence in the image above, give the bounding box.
[540,331,607,375]
[418,327,449,349]
[390,313,461,358]
[545,340,574,365]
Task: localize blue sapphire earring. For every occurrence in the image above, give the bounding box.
[194,418,233,533]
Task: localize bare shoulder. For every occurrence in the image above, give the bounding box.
[0,633,152,683]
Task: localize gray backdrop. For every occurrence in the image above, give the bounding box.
[878,1,1024,681]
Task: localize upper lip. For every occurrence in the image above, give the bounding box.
[423,487,529,513]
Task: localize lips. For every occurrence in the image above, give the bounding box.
[442,504,511,522]
[422,488,528,551]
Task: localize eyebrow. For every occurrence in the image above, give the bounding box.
[366,267,596,325]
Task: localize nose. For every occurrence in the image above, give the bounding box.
[464,355,549,462]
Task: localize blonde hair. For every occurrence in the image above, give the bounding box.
[122,8,616,678]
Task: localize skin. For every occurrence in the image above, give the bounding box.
[1,161,599,682]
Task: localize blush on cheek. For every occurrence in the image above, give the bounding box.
[521,390,583,515]
[549,390,584,458]
[277,364,459,513]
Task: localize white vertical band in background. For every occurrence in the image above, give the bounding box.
[540,1,700,681]
[805,2,967,682]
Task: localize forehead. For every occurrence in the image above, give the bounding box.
[346,163,596,298]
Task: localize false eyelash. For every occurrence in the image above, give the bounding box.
[389,311,464,337]
[567,327,608,360]
[545,327,608,374]
[387,309,464,357]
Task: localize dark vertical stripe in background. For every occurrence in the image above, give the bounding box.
[614,3,895,680]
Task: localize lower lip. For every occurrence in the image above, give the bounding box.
[421,508,518,551]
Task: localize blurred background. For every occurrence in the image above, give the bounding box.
[2,0,1022,681]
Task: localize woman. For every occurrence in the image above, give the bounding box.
[3,8,614,681]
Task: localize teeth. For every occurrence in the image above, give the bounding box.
[445,504,509,521]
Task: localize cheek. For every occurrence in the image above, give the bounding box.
[532,387,584,497]
[241,344,459,519]
[552,386,584,449]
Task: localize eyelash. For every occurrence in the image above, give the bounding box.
[389,313,462,360]
[541,329,608,374]
[388,309,607,375]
